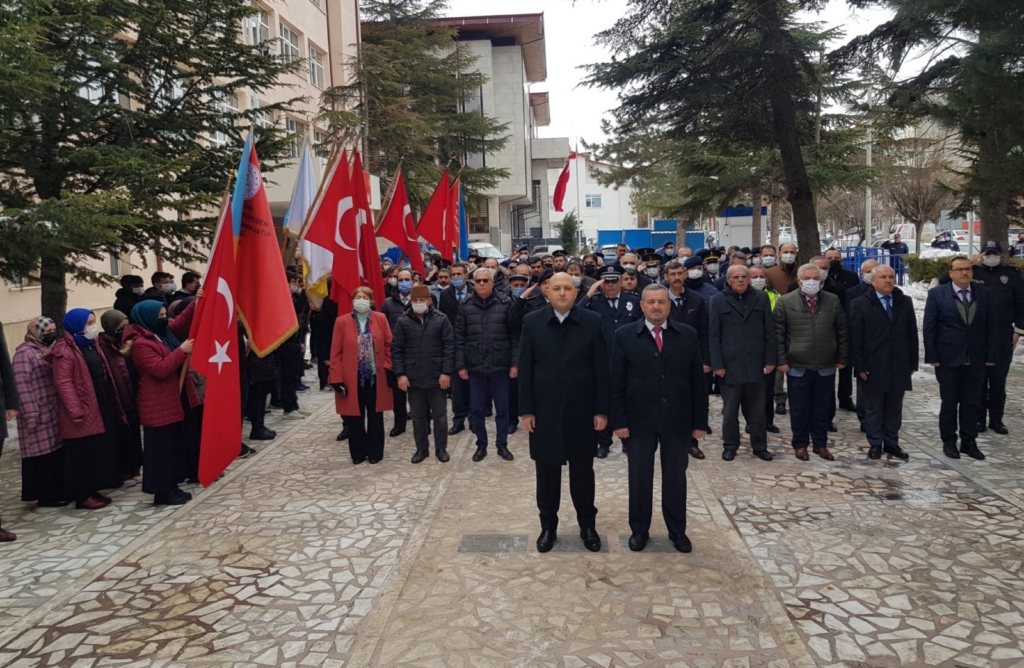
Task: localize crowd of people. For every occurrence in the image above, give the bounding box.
[1,237,1021,552]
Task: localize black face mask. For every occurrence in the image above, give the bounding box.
[829,260,842,273]
[584,265,596,277]
[112,330,123,346]
[155,316,169,333]
[41,332,57,346]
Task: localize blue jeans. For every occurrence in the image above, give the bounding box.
[787,371,834,450]
[469,371,510,449]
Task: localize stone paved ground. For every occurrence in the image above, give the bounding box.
[1,362,1023,668]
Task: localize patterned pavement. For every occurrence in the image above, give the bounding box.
[0,361,1023,668]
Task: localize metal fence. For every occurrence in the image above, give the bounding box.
[840,246,909,286]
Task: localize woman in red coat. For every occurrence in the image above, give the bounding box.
[330,286,393,464]
[97,309,143,485]
[123,299,198,506]
[50,309,127,509]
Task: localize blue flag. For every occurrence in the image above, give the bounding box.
[458,189,470,261]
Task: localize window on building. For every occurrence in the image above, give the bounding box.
[549,197,555,211]
[109,253,122,278]
[252,91,274,129]
[248,10,270,46]
[210,93,239,148]
[286,118,305,158]
[309,45,325,89]
[585,194,602,209]
[466,196,489,234]
[309,0,321,8]
[279,23,300,63]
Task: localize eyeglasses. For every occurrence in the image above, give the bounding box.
[474,279,492,284]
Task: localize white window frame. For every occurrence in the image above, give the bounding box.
[286,118,305,158]
[251,91,274,129]
[308,45,325,89]
[210,93,239,148]
[279,23,300,63]
[249,10,270,46]
[109,253,122,278]
[585,194,602,209]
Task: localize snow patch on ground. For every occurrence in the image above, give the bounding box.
[918,247,963,260]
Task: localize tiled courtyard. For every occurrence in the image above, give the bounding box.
[2,363,1024,668]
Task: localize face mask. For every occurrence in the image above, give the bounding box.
[155,317,169,332]
[862,272,875,283]
[982,255,1001,267]
[290,285,301,294]
[132,286,145,295]
[452,277,466,289]
[81,324,99,340]
[828,260,842,273]
[818,268,829,281]
[398,280,412,294]
[751,278,766,290]
[665,248,676,257]
[762,256,777,268]
[467,263,477,272]
[800,279,821,296]
[388,277,398,287]
[584,265,596,276]
[519,253,529,260]
[512,287,526,298]
[41,331,58,345]
[382,264,393,272]
[646,267,660,278]
[412,302,429,314]
[423,259,432,268]
[621,263,636,271]
[572,276,582,288]
[706,263,719,275]
[688,269,704,280]
[353,298,371,314]
[751,258,762,267]
[781,253,796,265]
[111,331,123,346]
[160,283,176,294]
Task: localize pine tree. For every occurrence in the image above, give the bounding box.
[0,0,300,322]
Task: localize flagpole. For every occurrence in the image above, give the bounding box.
[285,143,344,268]
[373,163,405,230]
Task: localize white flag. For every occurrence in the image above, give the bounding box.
[285,141,333,287]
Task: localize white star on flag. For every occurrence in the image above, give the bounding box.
[209,340,232,374]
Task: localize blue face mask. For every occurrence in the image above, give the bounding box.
[512,287,526,298]
[398,280,412,294]
[451,277,466,289]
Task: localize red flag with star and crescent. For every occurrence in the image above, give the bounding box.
[189,201,242,487]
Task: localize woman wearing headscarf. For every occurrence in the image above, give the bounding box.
[13,317,66,507]
[330,286,393,464]
[49,309,127,510]
[123,298,198,505]
[97,310,143,485]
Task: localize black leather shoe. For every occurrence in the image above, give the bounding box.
[860,423,866,432]
[472,447,487,462]
[775,403,787,415]
[754,450,773,461]
[628,533,648,552]
[410,450,428,464]
[883,444,910,461]
[352,456,367,465]
[337,427,349,442]
[596,445,609,459]
[436,449,450,463]
[448,422,465,436]
[990,423,1009,435]
[497,447,514,461]
[839,400,856,412]
[943,442,960,459]
[249,427,276,441]
[368,458,382,464]
[828,422,838,433]
[960,442,986,460]
[868,445,882,460]
[766,424,780,434]
[580,528,601,552]
[722,449,737,461]
[977,423,987,434]
[389,425,406,438]
[536,529,556,553]
[507,421,518,434]
[668,533,693,553]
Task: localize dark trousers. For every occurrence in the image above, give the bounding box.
[935,364,985,446]
[722,382,768,453]
[535,458,597,531]
[764,370,777,427]
[275,342,301,412]
[787,371,835,450]
[838,365,853,405]
[774,371,787,406]
[247,381,272,432]
[864,390,905,448]
[469,371,509,449]
[408,387,448,454]
[450,374,470,425]
[856,378,866,425]
[626,436,688,538]
[344,380,385,462]
[980,355,1012,426]
[508,377,519,424]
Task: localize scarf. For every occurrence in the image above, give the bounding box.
[100,309,127,336]
[25,316,54,344]
[353,312,375,387]
[130,300,181,351]
[63,308,94,347]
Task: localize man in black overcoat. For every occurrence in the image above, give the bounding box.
[610,284,710,554]
[520,274,610,553]
[850,265,918,461]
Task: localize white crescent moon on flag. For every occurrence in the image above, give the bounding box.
[217,277,234,329]
[355,208,367,278]
[403,204,417,243]
[335,197,357,250]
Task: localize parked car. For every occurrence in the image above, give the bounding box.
[467,241,505,260]
[599,244,619,261]
[531,244,564,257]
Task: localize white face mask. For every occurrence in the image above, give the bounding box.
[706,263,720,275]
[388,277,398,286]
[982,255,1001,267]
[571,276,582,288]
[621,263,636,271]
[781,253,796,265]
[800,279,821,296]
[353,298,371,314]
[688,269,704,280]
[83,324,99,340]
[761,255,777,268]
[751,277,766,290]
[412,302,429,314]
[751,257,762,266]
[818,268,829,281]
[132,287,145,295]
[862,271,875,283]
[646,267,660,278]
[160,283,176,294]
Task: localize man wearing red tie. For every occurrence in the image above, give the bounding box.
[609,284,710,553]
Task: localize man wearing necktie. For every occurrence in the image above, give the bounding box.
[850,265,918,461]
[439,263,474,436]
[924,257,999,460]
[664,260,712,458]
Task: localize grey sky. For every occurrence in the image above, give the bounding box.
[444,0,893,150]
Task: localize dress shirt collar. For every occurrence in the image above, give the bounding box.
[952,282,972,298]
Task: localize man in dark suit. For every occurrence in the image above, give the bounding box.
[439,262,472,435]
[924,256,998,460]
[581,266,643,458]
[665,259,712,458]
[520,274,610,553]
[709,264,777,462]
[846,260,879,428]
[850,265,918,461]
[610,284,710,554]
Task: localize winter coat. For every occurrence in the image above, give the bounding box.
[113,288,142,318]
[48,333,126,440]
[391,308,456,389]
[850,288,918,393]
[0,322,17,441]
[709,287,777,385]
[439,284,473,326]
[96,332,137,412]
[518,305,610,463]
[12,340,61,457]
[123,300,200,428]
[668,288,711,366]
[774,290,850,371]
[765,263,798,295]
[455,293,520,374]
[329,311,394,416]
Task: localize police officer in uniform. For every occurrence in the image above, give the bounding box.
[931,231,961,252]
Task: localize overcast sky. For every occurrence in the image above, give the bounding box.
[444,0,893,149]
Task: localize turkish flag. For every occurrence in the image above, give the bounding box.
[304,149,360,311]
[552,152,577,213]
[189,203,241,487]
[377,172,425,276]
[448,177,461,261]
[417,170,451,262]
[351,151,387,308]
